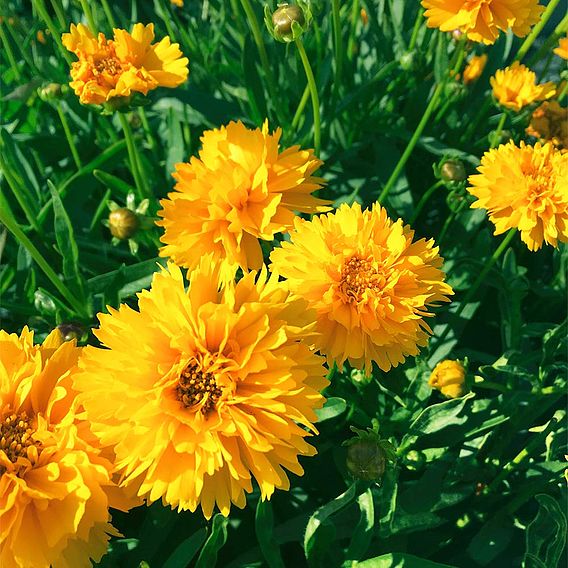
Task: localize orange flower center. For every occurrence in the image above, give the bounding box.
[176,360,223,416]
[93,56,122,76]
[0,411,39,475]
[521,161,555,201]
[339,257,385,304]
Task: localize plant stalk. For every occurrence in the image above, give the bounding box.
[516,0,562,62]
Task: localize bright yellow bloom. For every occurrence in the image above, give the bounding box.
[554,36,568,60]
[463,54,487,84]
[0,328,121,568]
[526,101,568,152]
[490,62,555,112]
[429,360,467,398]
[269,203,453,375]
[468,141,568,251]
[157,121,329,278]
[62,23,189,105]
[171,0,184,6]
[422,0,543,45]
[73,260,328,519]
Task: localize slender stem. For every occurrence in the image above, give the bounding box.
[438,199,467,245]
[56,103,82,170]
[410,180,444,224]
[49,0,66,30]
[118,113,150,199]
[490,112,507,149]
[516,0,562,62]
[0,193,87,317]
[138,108,157,152]
[346,0,360,61]
[528,13,568,67]
[409,8,425,51]
[32,0,73,64]
[332,0,344,93]
[100,0,117,29]
[158,0,179,43]
[378,82,444,204]
[557,79,568,101]
[291,84,310,130]
[78,0,97,31]
[295,37,321,156]
[0,23,21,81]
[460,98,492,144]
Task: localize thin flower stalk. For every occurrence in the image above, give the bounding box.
[56,103,83,170]
[118,113,151,199]
[332,0,344,97]
[516,0,562,62]
[0,23,21,81]
[410,180,444,224]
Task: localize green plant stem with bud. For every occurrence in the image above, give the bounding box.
[56,103,83,170]
[295,37,321,156]
[410,180,444,224]
[516,0,562,62]
[118,113,150,200]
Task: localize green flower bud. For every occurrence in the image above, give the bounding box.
[38,83,64,101]
[108,208,140,240]
[265,2,312,43]
[440,159,467,182]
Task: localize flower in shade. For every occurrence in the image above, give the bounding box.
[0,328,124,568]
[429,360,467,398]
[490,62,555,112]
[157,121,329,278]
[462,54,487,85]
[467,141,568,251]
[171,0,184,6]
[269,202,453,374]
[421,0,544,45]
[526,101,568,152]
[554,35,568,59]
[62,23,188,105]
[73,260,328,519]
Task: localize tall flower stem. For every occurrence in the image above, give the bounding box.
[78,0,97,32]
[490,112,507,148]
[118,113,150,199]
[291,84,310,130]
[31,0,72,64]
[460,98,492,144]
[410,180,444,224]
[49,0,67,30]
[409,8,425,51]
[528,13,568,67]
[332,0,344,97]
[56,103,83,170]
[99,0,117,29]
[516,0,562,62]
[295,37,321,156]
[346,0,360,61]
[0,23,21,81]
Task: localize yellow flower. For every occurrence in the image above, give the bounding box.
[526,101,568,152]
[36,29,47,44]
[490,62,555,112]
[0,328,122,568]
[554,36,568,60]
[171,0,184,6]
[421,0,544,45]
[73,260,328,519]
[463,54,487,85]
[157,121,329,278]
[62,23,189,105]
[467,141,568,251]
[429,360,467,398]
[269,203,453,375]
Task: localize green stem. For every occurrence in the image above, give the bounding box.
[291,84,310,130]
[49,0,66,30]
[410,180,444,224]
[118,113,150,199]
[295,37,321,156]
[32,0,73,64]
[378,82,444,204]
[528,13,568,67]
[100,0,117,29]
[438,199,467,245]
[158,0,179,43]
[78,0,97,31]
[56,103,82,170]
[346,0,360,61]
[0,23,21,81]
[460,98,492,144]
[332,0,344,94]
[409,8,425,51]
[138,108,156,152]
[516,0,562,62]
[0,192,87,317]
[558,80,568,101]
[490,112,507,148]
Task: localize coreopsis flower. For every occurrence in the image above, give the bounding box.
[462,54,487,85]
[422,0,544,45]
[467,141,568,251]
[269,203,453,374]
[73,260,328,519]
[554,36,568,59]
[0,328,121,568]
[429,359,467,398]
[490,62,555,112]
[157,121,329,278]
[171,0,184,6]
[526,101,568,152]
[62,23,188,105]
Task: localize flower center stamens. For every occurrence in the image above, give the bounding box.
[176,360,222,416]
[339,257,385,304]
[94,56,121,76]
[0,411,39,475]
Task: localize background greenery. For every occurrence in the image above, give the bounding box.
[0,0,566,566]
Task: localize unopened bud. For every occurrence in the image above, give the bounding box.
[56,323,84,342]
[108,208,140,240]
[440,159,466,182]
[346,439,386,481]
[272,4,305,37]
[402,449,426,472]
[38,83,63,101]
[265,2,311,43]
[429,359,467,399]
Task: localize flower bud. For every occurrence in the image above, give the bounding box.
[440,159,466,182]
[360,8,368,26]
[346,439,386,481]
[402,449,426,472]
[108,208,140,240]
[429,359,467,399]
[265,2,311,43]
[56,323,84,342]
[38,83,64,101]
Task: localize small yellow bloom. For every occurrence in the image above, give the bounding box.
[429,360,467,398]
[463,54,487,85]
[526,101,568,152]
[467,141,568,251]
[36,29,47,44]
[171,0,184,6]
[270,202,453,375]
[490,62,555,112]
[62,23,189,105]
[554,36,568,60]
[422,0,543,45]
[360,8,369,26]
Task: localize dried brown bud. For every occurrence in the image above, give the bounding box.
[108,208,140,240]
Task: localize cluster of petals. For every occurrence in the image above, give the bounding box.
[73,260,328,519]
[0,328,127,568]
[462,54,488,85]
[467,141,568,251]
[270,203,453,375]
[554,36,568,60]
[157,120,329,278]
[421,0,544,45]
[490,62,555,112]
[62,23,188,104]
[526,101,568,152]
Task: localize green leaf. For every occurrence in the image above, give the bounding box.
[242,35,266,123]
[354,552,455,567]
[315,397,347,422]
[345,489,374,562]
[195,514,229,568]
[163,528,208,568]
[166,107,185,178]
[255,500,285,568]
[93,169,135,197]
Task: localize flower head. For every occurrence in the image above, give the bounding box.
[157,121,329,278]
[422,0,544,44]
[526,101,568,152]
[463,54,487,85]
[490,62,555,112]
[62,23,188,105]
[0,328,121,568]
[429,359,467,398]
[269,203,453,375]
[467,141,568,251]
[554,36,568,60]
[73,260,328,519]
